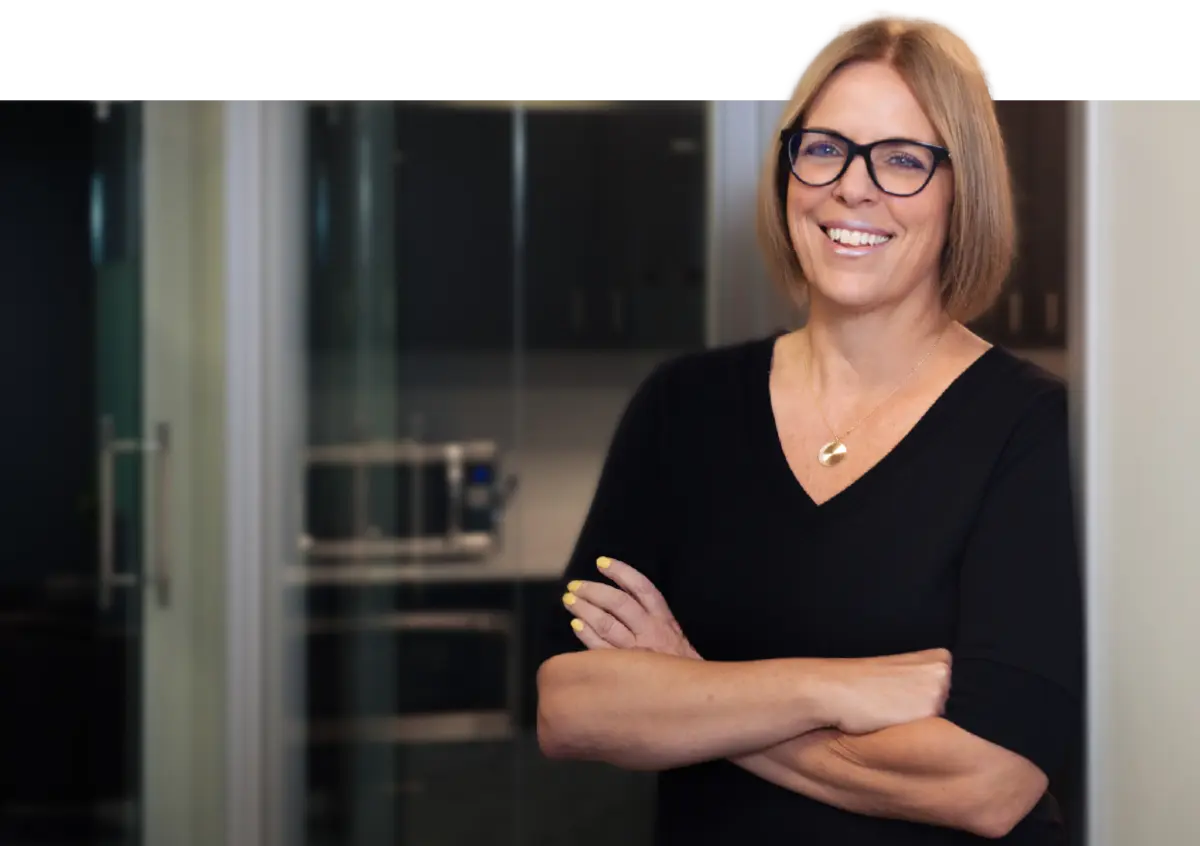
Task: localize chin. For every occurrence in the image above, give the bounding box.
[808,274,893,313]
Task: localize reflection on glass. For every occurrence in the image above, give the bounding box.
[296,101,709,846]
[0,100,145,846]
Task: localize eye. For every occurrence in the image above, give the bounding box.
[801,141,843,158]
[885,152,928,170]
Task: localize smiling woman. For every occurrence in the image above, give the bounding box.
[536,16,1082,846]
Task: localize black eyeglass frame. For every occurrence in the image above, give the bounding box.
[779,127,952,198]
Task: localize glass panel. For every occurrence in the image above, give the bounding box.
[293,100,711,846]
[0,101,143,846]
[92,101,145,846]
[0,99,232,846]
[301,100,522,846]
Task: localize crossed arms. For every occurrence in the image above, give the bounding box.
[537,557,1053,840]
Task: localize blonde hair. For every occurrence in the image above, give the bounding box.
[757,17,1015,322]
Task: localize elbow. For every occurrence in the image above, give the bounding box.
[535,654,590,761]
[957,765,1050,839]
[962,808,1021,840]
[535,649,665,771]
[536,709,574,761]
[963,807,1028,840]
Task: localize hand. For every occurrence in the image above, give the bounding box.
[561,556,701,660]
[820,649,953,735]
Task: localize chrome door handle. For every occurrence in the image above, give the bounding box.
[98,417,171,610]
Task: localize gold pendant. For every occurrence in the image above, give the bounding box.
[817,439,847,467]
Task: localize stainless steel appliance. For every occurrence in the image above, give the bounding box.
[302,438,516,561]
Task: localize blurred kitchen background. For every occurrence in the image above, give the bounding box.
[0,100,1071,846]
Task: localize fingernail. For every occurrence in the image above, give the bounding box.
[562,593,576,606]
[596,556,611,569]
[567,580,582,593]
[571,619,584,632]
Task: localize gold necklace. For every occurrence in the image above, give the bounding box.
[807,327,948,468]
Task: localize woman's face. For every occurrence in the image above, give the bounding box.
[786,60,953,315]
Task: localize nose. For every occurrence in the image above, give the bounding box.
[832,153,878,205]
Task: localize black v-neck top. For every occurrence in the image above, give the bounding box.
[541,334,1084,845]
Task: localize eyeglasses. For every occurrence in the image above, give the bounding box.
[780,128,951,198]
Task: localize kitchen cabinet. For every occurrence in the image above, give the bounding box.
[311,102,710,354]
[970,101,1070,349]
[524,104,708,350]
[393,105,517,351]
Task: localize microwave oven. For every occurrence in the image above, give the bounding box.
[302,439,516,561]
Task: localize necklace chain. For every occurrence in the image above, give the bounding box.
[806,326,948,463]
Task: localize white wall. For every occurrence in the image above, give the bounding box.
[1083,101,1200,845]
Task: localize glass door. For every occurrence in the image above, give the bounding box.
[92,100,149,846]
[0,99,186,846]
[296,101,525,846]
[284,100,712,846]
[0,100,146,846]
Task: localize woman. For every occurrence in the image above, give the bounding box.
[536,16,1082,846]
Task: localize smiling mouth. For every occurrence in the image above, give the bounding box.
[819,225,893,248]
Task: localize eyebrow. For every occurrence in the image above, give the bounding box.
[801,126,941,146]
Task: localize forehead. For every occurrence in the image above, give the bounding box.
[805,60,941,146]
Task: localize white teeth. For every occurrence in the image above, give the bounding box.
[826,227,891,247]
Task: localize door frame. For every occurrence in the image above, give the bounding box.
[222,101,307,846]
[138,102,229,846]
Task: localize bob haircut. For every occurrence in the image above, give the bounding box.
[757,17,1015,323]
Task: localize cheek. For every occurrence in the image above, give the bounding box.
[785,184,825,251]
[922,175,954,242]
[785,178,827,221]
[892,186,952,248]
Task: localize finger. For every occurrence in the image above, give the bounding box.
[569,618,612,650]
[880,648,951,666]
[562,592,636,648]
[570,580,651,634]
[595,556,674,620]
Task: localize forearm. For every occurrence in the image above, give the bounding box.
[731,718,1047,838]
[536,649,835,771]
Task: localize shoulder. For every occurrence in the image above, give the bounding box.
[963,346,1071,472]
[637,334,779,410]
[977,346,1068,423]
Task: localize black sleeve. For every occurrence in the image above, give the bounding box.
[534,360,675,665]
[941,385,1084,780]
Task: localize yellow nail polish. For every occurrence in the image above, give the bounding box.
[567,580,582,593]
[571,618,584,632]
[562,593,576,606]
[597,556,611,569]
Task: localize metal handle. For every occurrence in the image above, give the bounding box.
[98,416,171,610]
[98,417,126,610]
[445,444,464,539]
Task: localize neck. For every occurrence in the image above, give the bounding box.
[801,286,951,394]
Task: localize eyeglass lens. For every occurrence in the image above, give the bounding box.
[789,131,938,196]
